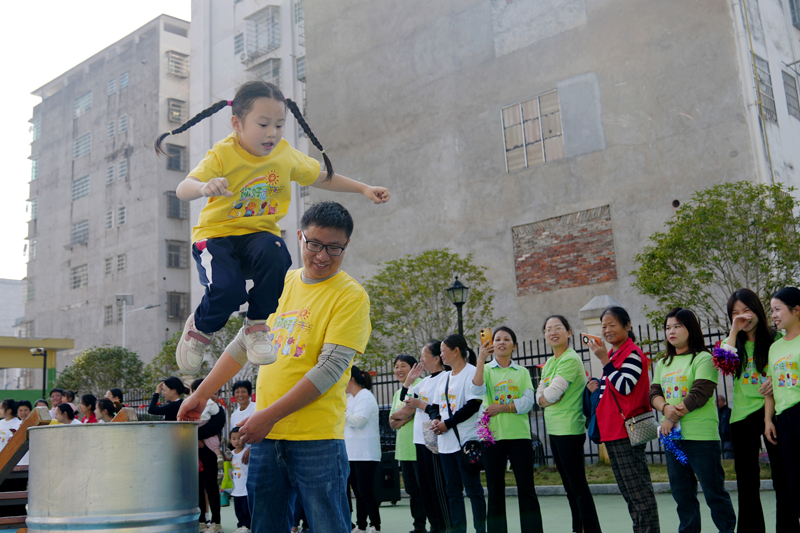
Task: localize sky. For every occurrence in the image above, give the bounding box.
[0,1,192,281]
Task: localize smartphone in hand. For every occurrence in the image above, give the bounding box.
[480,327,493,346]
[581,333,603,346]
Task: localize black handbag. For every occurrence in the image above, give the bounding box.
[445,374,484,474]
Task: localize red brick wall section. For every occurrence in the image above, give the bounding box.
[512,205,617,295]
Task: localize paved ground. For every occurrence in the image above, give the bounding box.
[216,490,776,532]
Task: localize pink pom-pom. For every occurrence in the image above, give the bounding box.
[477,410,496,446]
[712,346,740,376]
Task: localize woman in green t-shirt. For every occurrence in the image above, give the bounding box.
[650,308,735,532]
[724,288,798,533]
[473,326,543,533]
[765,287,800,521]
[538,315,601,533]
[388,354,427,533]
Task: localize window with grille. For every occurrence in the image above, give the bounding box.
[120,71,129,88]
[501,90,565,173]
[73,91,93,118]
[117,254,127,272]
[167,240,189,268]
[73,132,92,159]
[28,239,36,261]
[117,206,127,226]
[294,0,304,24]
[105,210,114,230]
[166,292,189,320]
[255,58,281,88]
[18,321,34,338]
[108,78,117,95]
[104,305,114,326]
[119,114,128,133]
[246,6,281,60]
[791,0,800,29]
[31,156,38,181]
[106,165,115,184]
[72,175,90,201]
[71,220,89,245]
[296,56,306,82]
[166,50,189,77]
[166,144,186,171]
[118,159,128,180]
[783,71,800,121]
[107,121,116,139]
[168,99,187,123]
[26,279,34,302]
[234,32,244,56]
[166,191,188,219]
[105,257,113,276]
[70,264,88,289]
[753,54,778,124]
[117,305,124,323]
[30,116,41,141]
[29,198,37,221]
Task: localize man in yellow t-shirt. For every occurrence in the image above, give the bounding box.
[178,202,371,533]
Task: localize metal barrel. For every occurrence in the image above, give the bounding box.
[26,422,200,532]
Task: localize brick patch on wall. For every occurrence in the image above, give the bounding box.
[512,205,617,295]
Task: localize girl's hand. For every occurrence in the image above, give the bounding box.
[478,339,494,362]
[485,404,506,417]
[764,418,778,445]
[177,392,207,421]
[404,363,424,387]
[364,186,390,204]
[201,177,234,198]
[156,382,164,394]
[431,419,448,435]
[759,377,773,397]
[588,339,609,364]
[730,313,752,336]
[586,380,599,393]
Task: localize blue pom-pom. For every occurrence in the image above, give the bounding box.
[660,427,689,465]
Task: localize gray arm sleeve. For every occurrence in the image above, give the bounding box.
[307,343,357,394]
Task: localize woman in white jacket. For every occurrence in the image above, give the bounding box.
[345,365,382,533]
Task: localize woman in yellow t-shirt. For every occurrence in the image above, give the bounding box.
[765,287,800,522]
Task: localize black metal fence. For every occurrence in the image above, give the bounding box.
[372,324,730,466]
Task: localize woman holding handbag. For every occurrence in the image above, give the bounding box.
[588,306,660,533]
[473,326,542,533]
[396,341,452,533]
[650,308,735,533]
[431,334,486,533]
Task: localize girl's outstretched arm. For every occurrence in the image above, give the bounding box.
[310,172,390,204]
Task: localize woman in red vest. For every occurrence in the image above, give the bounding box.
[587,306,660,533]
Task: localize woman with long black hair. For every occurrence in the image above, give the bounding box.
[724,289,798,532]
[431,334,485,533]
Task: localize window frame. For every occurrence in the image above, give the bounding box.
[70,220,89,245]
[73,91,93,118]
[782,70,800,121]
[167,99,187,123]
[119,114,128,133]
[166,240,189,269]
[71,175,91,202]
[166,50,190,77]
[166,144,187,172]
[501,89,565,173]
[166,191,188,219]
[72,132,92,160]
[117,206,127,226]
[70,264,88,290]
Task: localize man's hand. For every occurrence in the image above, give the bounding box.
[242,447,250,465]
[238,409,276,445]
[177,392,206,421]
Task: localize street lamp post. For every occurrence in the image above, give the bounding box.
[445,276,469,337]
[116,294,160,349]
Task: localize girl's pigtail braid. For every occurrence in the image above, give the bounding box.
[286,98,333,182]
[154,100,230,156]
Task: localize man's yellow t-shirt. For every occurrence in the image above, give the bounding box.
[189,134,320,243]
[256,269,371,440]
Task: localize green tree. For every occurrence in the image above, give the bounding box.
[361,249,505,369]
[55,346,148,397]
[632,181,800,326]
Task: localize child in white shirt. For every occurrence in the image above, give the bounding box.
[230,428,251,533]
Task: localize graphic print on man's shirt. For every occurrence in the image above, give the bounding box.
[662,369,689,400]
[226,172,285,219]
[773,355,799,388]
[742,357,769,386]
[492,379,521,405]
[271,307,313,359]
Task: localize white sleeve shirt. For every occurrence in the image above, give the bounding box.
[344,389,381,461]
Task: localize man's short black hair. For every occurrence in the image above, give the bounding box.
[233,380,252,396]
[49,388,64,396]
[300,201,354,239]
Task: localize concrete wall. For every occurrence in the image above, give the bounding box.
[0,280,23,337]
[24,16,191,367]
[304,0,761,339]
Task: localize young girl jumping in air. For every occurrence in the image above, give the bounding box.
[155,81,390,374]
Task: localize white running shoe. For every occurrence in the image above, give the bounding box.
[205,524,224,533]
[176,314,213,375]
[243,319,277,365]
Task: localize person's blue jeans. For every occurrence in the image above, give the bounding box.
[247,438,351,533]
[440,450,486,533]
[665,439,736,533]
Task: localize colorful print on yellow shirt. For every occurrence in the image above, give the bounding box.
[271,307,314,359]
[741,357,769,386]
[226,173,284,219]
[663,370,689,400]
[493,379,520,405]
[773,355,799,388]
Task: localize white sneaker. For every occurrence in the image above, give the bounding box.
[205,524,224,533]
[198,523,207,533]
[176,314,213,375]
[365,527,377,533]
[351,528,364,533]
[243,320,277,365]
